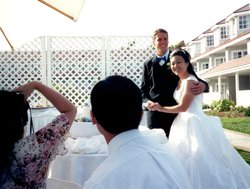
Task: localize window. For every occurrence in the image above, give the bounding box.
[220,26,229,39]
[195,42,201,54]
[201,63,209,70]
[239,15,250,29]
[215,57,225,66]
[232,50,248,59]
[206,35,214,47]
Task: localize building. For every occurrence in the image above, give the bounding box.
[185,4,250,107]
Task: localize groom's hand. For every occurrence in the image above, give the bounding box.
[146,100,155,111]
[190,81,205,95]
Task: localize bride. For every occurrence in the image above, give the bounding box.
[149,48,250,189]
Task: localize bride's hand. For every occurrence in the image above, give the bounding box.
[151,102,162,111]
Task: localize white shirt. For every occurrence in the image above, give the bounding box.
[156,49,170,66]
[84,129,191,189]
[156,49,170,59]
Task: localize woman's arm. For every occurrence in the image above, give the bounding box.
[14,81,77,125]
[152,80,195,113]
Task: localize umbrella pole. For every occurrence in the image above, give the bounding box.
[0,27,14,51]
[37,0,75,21]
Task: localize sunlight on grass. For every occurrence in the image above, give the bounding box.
[218,117,250,135]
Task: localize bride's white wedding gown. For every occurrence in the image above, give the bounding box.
[168,75,250,189]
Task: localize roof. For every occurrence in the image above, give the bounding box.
[233,3,250,13]
[192,29,250,59]
[201,54,250,78]
[187,3,250,45]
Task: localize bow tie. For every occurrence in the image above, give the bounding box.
[156,56,167,66]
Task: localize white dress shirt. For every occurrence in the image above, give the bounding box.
[84,129,191,189]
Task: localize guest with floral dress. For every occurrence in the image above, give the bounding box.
[0,81,77,189]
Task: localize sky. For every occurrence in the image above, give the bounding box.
[0,0,249,50]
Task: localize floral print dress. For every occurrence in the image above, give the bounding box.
[1,113,70,189]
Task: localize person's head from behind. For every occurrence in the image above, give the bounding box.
[169,48,196,78]
[90,75,143,138]
[0,91,29,169]
[152,28,169,56]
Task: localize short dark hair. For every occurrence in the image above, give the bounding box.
[90,75,142,134]
[153,28,168,39]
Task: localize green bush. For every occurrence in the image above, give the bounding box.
[234,106,250,117]
[210,99,235,112]
[202,104,210,109]
[245,107,250,117]
[235,106,245,113]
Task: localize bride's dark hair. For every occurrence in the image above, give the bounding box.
[170,48,199,81]
[0,91,29,172]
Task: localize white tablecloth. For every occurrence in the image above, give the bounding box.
[25,108,107,186]
[33,108,163,187]
[48,154,107,186]
[47,125,167,186]
[48,121,107,186]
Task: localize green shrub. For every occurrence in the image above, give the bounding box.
[202,104,210,109]
[245,107,250,117]
[210,99,235,112]
[235,106,245,113]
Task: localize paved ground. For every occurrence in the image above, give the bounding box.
[224,129,250,152]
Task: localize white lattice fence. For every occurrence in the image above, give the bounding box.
[107,36,154,86]
[47,36,105,108]
[0,37,47,107]
[0,35,155,108]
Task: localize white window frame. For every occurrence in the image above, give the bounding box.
[201,62,209,70]
[232,50,248,59]
[239,15,250,29]
[220,26,229,39]
[206,35,214,47]
[215,57,225,66]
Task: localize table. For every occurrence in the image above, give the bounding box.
[48,153,107,186]
[48,121,107,186]
[25,108,107,186]
[34,108,162,187]
[47,125,167,186]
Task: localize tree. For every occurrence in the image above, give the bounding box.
[169,40,185,50]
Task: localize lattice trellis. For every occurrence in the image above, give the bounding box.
[107,36,154,86]
[0,35,155,108]
[47,36,105,108]
[0,37,46,107]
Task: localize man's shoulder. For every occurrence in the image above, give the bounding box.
[144,56,156,66]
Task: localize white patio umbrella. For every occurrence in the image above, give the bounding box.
[0,0,86,51]
[0,27,14,50]
[37,0,86,21]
